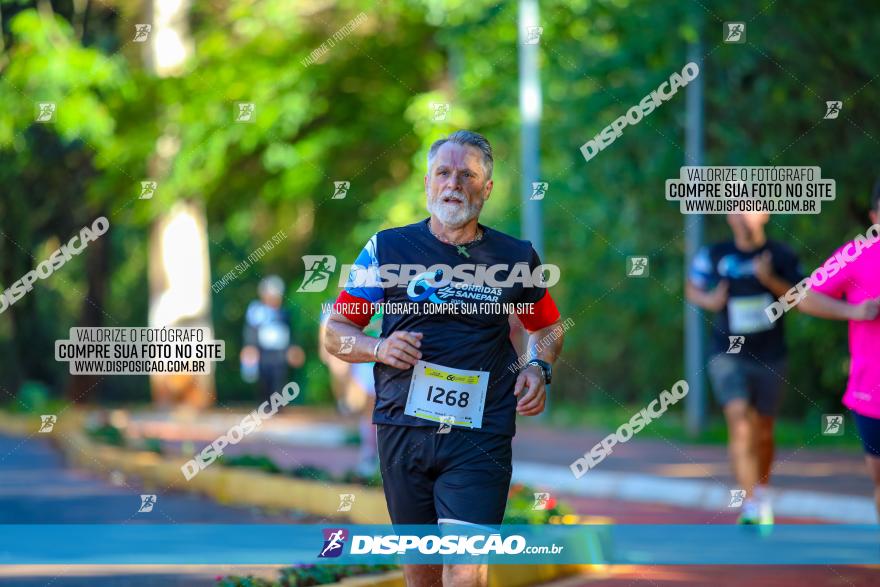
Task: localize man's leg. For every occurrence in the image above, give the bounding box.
[748,358,786,523]
[443,563,487,587]
[376,425,441,586]
[404,565,443,587]
[852,412,880,520]
[434,430,513,587]
[710,355,757,497]
[723,399,759,498]
[754,412,775,486]
[864,455,880,520]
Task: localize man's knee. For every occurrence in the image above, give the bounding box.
[755,416,775,443]
[443,563,487,587]
[864,455,880,485]
[725,402,752,438]
[404,564,442,587]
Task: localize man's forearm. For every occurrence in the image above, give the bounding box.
[685,282,717,312]
[324,316,380,363]
[526,321,564,364]
[797,290,856,321]
[758,274,793,298]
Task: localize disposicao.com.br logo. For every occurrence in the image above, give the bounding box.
[318,531,564,557]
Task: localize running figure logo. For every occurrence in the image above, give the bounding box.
[133,24,151,42]
[532,492,551,510]
[437,415,454,434]
[339,336,355,354]
[824,101,842,119]
[530,182,549,201]
[38,415,56,433]
[822,414,844,436]
[138,494,157,513]
[139,181,157,200]
[723,22,745,43]
[35,102,56,122]
[235,102,256,123]
[318,528,348,558]
[627,256,649,278]
[332,181,350,200]
[728,489,746,508]
[726,336,745,354]
[430,103,450,122]
[297,255,336,292]
[337,494,356,512]
[524,26,544,45]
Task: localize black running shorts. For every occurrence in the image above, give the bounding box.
[377,424,513,526]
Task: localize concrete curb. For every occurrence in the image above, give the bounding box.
[513,461,877,524]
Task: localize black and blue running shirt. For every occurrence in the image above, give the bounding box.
[332,217,560,436]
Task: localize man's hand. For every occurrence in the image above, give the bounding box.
[703,280,729,312]
[287,345,305,368]
[376,331,423,369]
[848,298,880,321]
[514,365,546,416]
[753,251,776,285]
[240,345,259,364]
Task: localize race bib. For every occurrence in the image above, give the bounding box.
[404,360,488,429]
[257,322,290,350]
[728,294,774,334]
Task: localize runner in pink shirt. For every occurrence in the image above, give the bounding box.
[797,183,880,517]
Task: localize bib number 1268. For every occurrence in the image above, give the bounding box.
[426,385,470,408]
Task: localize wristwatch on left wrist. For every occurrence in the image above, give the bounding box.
[524,359,552,385]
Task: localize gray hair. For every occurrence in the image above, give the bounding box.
[427,130,494,180]
[259,275,285,297]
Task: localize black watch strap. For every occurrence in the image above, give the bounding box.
[524,359,552,384]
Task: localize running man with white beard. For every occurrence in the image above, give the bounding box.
[324,130,564,587]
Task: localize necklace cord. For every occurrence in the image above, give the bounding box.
[427,219,483,247]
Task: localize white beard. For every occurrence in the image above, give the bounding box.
[426,191,482,228]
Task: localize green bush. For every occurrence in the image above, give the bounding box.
[220,454,282,474]
[142,437,163,454]
[504,483,573,525]
[15,381,51,413]
[86,424,126,447]
[289,465,333,482]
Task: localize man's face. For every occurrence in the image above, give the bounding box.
[727,212,769,242]
[260,291,282,308]
[425,142,493,228]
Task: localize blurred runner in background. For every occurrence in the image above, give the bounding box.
[686,212,803,525]
[240,275,305,401]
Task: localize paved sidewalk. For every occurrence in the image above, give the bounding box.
[128,408,876,522]
[0,433,296,586]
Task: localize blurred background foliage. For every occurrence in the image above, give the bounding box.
[1,0,878,422]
